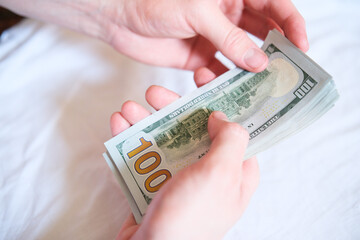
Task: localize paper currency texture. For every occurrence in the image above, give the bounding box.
[104,30,339,223]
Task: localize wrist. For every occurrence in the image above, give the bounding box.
[0,0,124,42]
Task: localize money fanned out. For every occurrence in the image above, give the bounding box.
[103,30,339,223]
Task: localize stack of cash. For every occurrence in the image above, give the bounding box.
[103,30,339,223]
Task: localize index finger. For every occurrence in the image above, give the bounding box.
[245,0,309,51]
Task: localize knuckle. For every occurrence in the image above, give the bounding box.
[223,122,249,140]
[298,14,306,24]
[218,122,250,146]
[286,13,305,29]
[222,27,248,54]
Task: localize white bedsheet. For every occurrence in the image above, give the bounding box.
[0,0,359,239]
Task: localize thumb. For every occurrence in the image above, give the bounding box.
[193,5,268,72]
[206,111,249,170]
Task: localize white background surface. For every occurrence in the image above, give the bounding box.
[1,0,359,239]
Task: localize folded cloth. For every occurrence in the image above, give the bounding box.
[0,0,360,239]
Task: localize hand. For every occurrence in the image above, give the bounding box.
[1,0,308,75]
[111,85,260,240]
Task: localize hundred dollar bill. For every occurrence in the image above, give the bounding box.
[104,30,339,223]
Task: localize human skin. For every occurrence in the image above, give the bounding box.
[0,0,308,237]
[110,85,260,240]
[0,0,308,78]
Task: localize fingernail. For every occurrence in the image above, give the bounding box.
[244,48,267,70]
[212,111,228,121]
